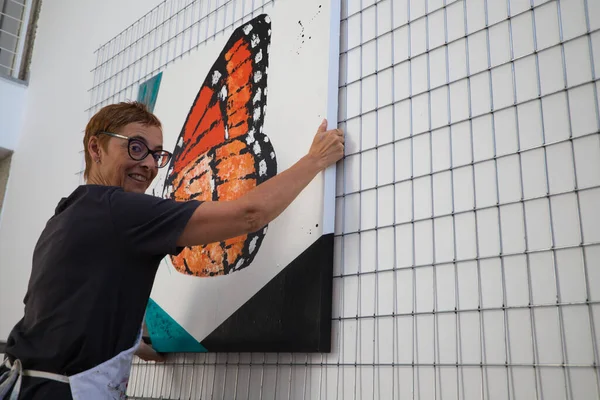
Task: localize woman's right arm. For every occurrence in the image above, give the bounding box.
[177,119,344,247]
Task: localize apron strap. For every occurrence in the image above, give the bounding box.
[2,359,70,385]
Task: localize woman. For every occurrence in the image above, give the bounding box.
[0,101,344,399]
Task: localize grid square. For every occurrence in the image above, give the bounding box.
[472,115,495,162]
[511,11,535,59]
[395,181,413,223]
[449,79,470,122]
[546,141,575,193]
[410,0,426,19]
[551,193,581,246]
[347,81,361,119]
[361,230,377,273]
[487,0,508,25]
[378,105,394,145]
[410,18,427,57]
[538,46,565,96]
[504,255,529,306]
[521,148,548,199]
[347,47,362,84]
[411,53,429,95]
[393,26,410,64]
[344,193,361,233]
[491,64,515,110]
[529,251,556,303]
[474,160,498,208]
[344,233,360,274]
[377,0,392,35]
[564,36,593,87]
[362,75,378,113]
[413,176,432,220]
[494,108,519,157]
[556,248,587,303]
[514,55,538,103]
[559,0,587,41]
[432,127,451,172]
[413,131,431,176]
[480,259,504,308]
[448,39,468,82]
[446,1,466,42]
[434,216,455,262]
[377,33,393,70]
[428,0,444,13]
[517,101,543,150]
[430,86,449,129]
[465,0,485,33]
[568,84,599,137]
[345,117,361,155]
[500,203,527,254]
[470,72,492,117]
[414,220,434,265]
[429,46,448,88]
[433,170,453,216]
[378,69,394,107]
[344,153,361,193]
[347,13,362,50]
[336,197,344,235]
[428,9,446,50]
[573,135,600,189]
[336,158,345,196]
[507,310,534,365]
[339,53,348,86]
[452,121,473,167]
[412,92,430,134]
[362,40,377,77]
[361,148,378,189]
[477,208,501,258]
[541,92,570,144]
[563,306,594,364]
[377,227,395,271]
[393,61,410,101]
[489,21,511,67]
[497,154,522,204]
[360,274,376,317]
[436,263,456,311]
[534,1,560,50]
[361,189,377,230]
[362,5,377,43]
[415,268,434,313]
[468,30,489,75]
[524,198,552,250]
[378,144,394,185]
[453,166,475,212]
[395,139,412,181]
[393,0,409,29]
[378,186,395,227]
[456,261,479,309]
[580,188,600,243]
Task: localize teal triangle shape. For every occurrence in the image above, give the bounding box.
[145,298,207,353]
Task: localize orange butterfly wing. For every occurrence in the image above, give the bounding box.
[163,15,276,277]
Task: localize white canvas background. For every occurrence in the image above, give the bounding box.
[148,0,340,343]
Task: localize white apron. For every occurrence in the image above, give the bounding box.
[0,329,142,400]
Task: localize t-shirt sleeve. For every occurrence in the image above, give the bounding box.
[108,189,202,256]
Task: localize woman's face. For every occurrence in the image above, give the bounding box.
[96,122,164,193]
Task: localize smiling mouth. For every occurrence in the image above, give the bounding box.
[128,173,149,183]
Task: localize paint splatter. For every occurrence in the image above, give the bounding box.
[295,5,323,55]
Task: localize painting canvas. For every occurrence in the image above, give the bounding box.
[141,0,340,352]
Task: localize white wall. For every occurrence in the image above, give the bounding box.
[0,0,162,339]
[0,76,27,152]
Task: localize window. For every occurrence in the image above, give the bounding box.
[0,0,40,80]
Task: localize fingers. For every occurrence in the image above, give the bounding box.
[317,118,328,134]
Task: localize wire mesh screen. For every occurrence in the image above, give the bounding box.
[85,0,600,398]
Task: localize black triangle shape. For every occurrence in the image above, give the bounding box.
[200,233,334,352]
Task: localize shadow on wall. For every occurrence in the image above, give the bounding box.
[0,150,12,215]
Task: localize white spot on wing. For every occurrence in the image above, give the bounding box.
[210,178,215,193]
[249,236,259,254]
[212,70,221,85]
[264,136,269,142]
[234,258,245,270]
[219,85,228,101]
[253,141,261,154]
[255,49,263,63]
[270,151,275,159]
[259,160,267,176]
[253,107,261,121]
[224,126,229,140]
[268,29,271,36]
[243,24,253,35]
[265,16,271,23]
[246,128,256,144]
[254,71,262,83]
[251,33,260,48]
[177,137,183,147]
[253,88,262,104]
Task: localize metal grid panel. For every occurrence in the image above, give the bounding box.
[0,0,32,77]
[84,0,600,398]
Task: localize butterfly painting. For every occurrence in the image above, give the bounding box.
[162,14,277,277]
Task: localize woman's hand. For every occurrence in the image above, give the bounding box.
[307,119,345,171]
[135,341,166,362]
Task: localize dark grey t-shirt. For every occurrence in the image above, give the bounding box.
[5,185,200,377]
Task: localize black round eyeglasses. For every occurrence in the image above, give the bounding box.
[98,131,172,168]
